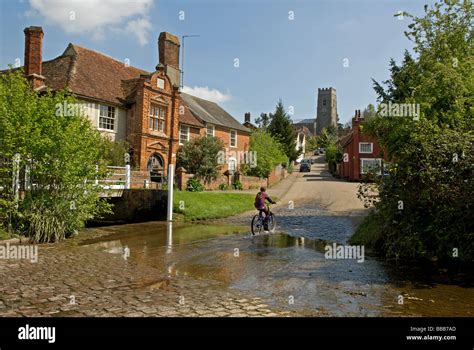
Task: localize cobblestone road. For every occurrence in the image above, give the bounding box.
[0,232,308,317]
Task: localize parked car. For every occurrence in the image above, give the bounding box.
[299,162,311,172]
[319,147,325,154]
[314,149,320,155]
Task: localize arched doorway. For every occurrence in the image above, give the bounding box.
[147,153,164,183]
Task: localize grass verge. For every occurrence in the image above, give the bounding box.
[173,191,255,221]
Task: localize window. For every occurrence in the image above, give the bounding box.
[323,99,327,106]
[99,105,115,131]
[157,78,165,89]
[230,130,237,148]
[179,125,189,145]
[360,158,381,174]
[359,142,373,154]
[206,124,215,137]
[149,104,166,132]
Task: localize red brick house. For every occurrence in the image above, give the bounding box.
[338,110,386,181]
[16,26,250,179]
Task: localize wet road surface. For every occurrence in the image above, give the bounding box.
[79,202,473,317]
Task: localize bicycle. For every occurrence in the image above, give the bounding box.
[251,204,276,235]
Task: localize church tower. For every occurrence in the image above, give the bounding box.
[316,87,337,135]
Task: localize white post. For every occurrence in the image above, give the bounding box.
[24,158,31,191]
[167,164,174,221]
[125,164,131,189]
[12,154,20,209]
[95,165,99,186]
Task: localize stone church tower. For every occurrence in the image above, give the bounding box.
[316,87,337,135]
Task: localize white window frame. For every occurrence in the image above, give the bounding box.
[179,125,190,145]
[206,124,215,137]
[359,142,373,154]
[360,158,382,175]
[149,104,166,133]
[98,104,116,132]
[230,129,237,148]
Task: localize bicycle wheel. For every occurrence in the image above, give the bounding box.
[267,213,276,233]
[251,215,263,235]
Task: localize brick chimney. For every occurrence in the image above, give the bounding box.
[158,32,180,88]
[244,112,251,123]
[24,26,45,89]
[158,32,180,69]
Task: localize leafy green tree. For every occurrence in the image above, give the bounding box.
[254,112,270,130]
[356,0,474,262]
[305,136,318,153]
[317,128,338,148]
[243,130,288,178]
[0,69,111,243]
[176,136,225,181]
[268,100,301,162]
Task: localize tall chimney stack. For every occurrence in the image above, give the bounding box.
[244,112,251,123]
[24,26,45,89]
[158,32,181,88]
[158,32,180,69]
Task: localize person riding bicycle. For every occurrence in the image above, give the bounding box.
[254,187,276,230]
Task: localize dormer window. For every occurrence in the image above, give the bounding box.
[149,104,166,132]
[157,78,165,89]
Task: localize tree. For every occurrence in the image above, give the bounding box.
[243,130,288,178]
[355,0,474,262]
[317,128,338,148]
[268,100,301,162]
[305,136,318,153]
[176,136,225,181]
[254,112,270,130]
[0,69,111,243]
[362,104,376,120]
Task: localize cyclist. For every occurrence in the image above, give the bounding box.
[254,186,276,230]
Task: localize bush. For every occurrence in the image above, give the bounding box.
[186,178,204,192]
[232,181,243,190]
[218,183,229,191]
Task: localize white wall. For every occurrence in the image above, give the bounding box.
[79,100,127,142]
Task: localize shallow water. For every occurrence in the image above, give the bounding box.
[81,205,473,316]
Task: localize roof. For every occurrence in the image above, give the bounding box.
[339,131,354,148]
[295,118,316,124]
[180,105,204,127]
[180,93,249,133]
[40,44,149,105]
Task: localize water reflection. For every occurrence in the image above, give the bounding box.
[81,222,473,316]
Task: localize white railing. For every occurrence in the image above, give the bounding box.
[97,164,131,190]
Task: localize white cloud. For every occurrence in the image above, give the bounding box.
[182,86,232,103]
[125,18,152,46]
[27,0,153,45]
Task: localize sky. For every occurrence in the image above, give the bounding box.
[0,0,434,125]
